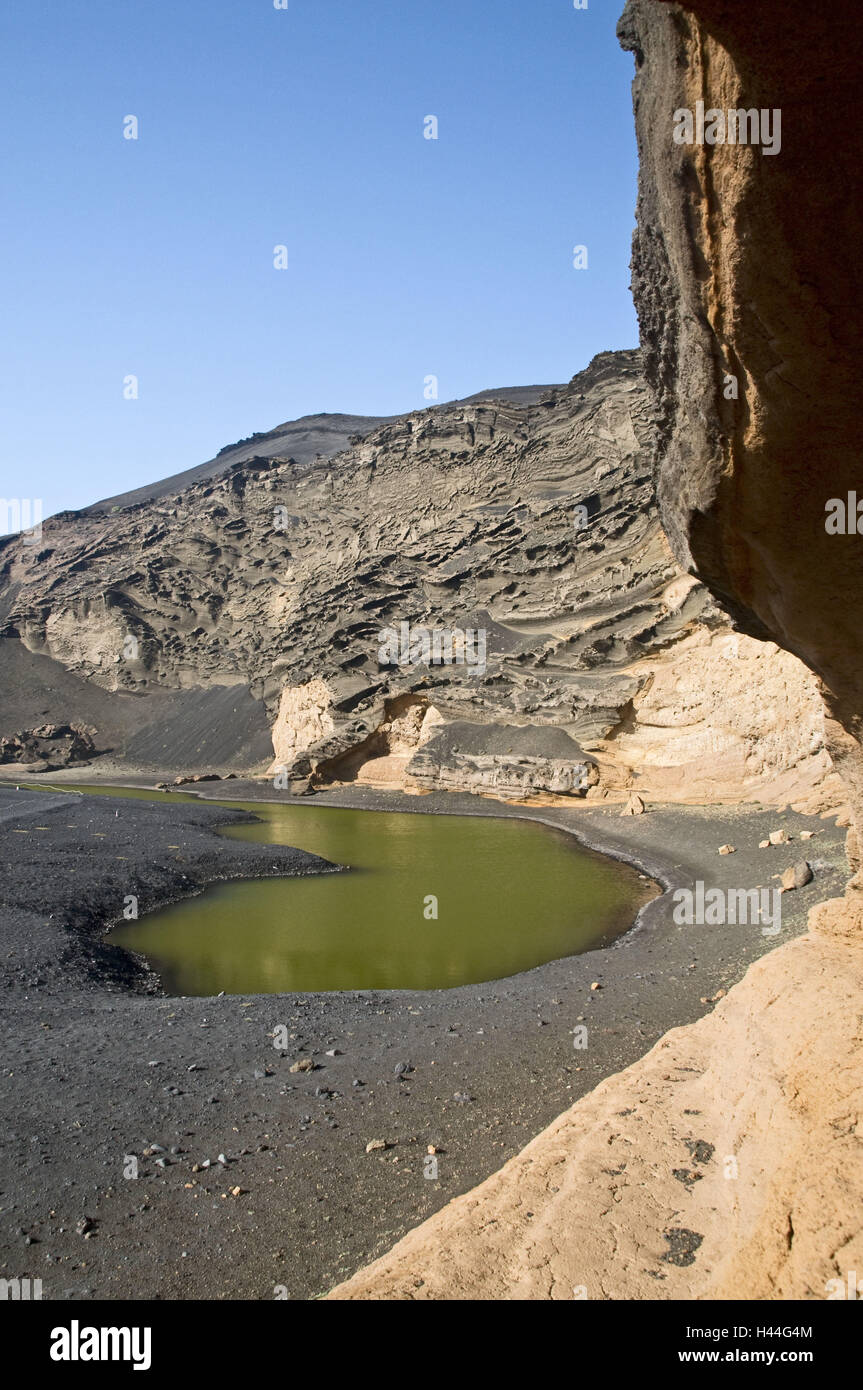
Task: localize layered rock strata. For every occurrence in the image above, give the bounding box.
[0,350,830,803]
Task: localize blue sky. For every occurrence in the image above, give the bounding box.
[0,0,638,520]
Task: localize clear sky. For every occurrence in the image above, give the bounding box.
[0,0,638,522]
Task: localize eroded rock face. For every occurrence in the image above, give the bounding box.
[1,353,656,723]
[618,0,863,915]
[0,348,834,804]
[268,679,336,775]
[305,693,441,791]
[405,721,598,801]
[604,629,836,809]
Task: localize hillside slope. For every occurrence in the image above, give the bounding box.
[0,350,834,806]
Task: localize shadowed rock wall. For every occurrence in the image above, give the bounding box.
[618,0,863,925]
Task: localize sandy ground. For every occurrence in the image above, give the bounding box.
[330,928,863,1301]
[0,775,847,1300]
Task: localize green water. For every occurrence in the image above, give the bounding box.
[71,787,649,994]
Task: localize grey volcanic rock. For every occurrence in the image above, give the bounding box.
[0,722,96,770]
[83,388,560,517]
[0,638,274,773]
[406,721,598,800]
[0,352,666,765]
[0,350,829,799]
[83,413,400,516]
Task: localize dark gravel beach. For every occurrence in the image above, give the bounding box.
[0,779,847,1300]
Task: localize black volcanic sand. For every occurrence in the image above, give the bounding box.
[0,778,848,1301]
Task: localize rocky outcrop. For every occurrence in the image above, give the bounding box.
[618,0,863,918]
[405,721,598,800]
[268,678,336,774]
[0,340,839,811]
[600,629,837,809]
[0,348,833,801]
[2,353,661,729]
[0,722,96,770]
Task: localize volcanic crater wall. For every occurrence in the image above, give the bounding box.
[619,0,863,919]
[0,348,834,804]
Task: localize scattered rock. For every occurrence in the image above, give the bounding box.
[684,1139,715,1166]
[621,792,645,817]
[661,1228,703,1267]
[769,829,791,845]
[718,844,735,855]
[365,1139,388,1153]
[289,1057,316,1073]
[672,1168,703,1187]
[780,860,813,893]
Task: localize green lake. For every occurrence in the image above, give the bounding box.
[74,788,650,994]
